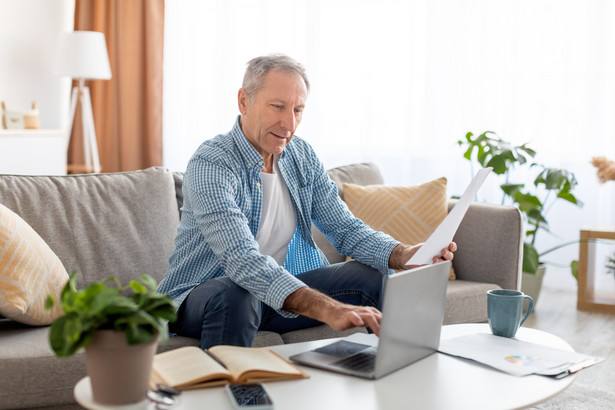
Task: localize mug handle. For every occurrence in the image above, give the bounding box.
[519,295,534,326]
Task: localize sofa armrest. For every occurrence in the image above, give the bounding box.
[450,200,523,291]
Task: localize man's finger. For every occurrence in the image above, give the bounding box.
[348,311,365,328]
[358,310,381,336]
[440,247,454,261]
[363,314,380,336]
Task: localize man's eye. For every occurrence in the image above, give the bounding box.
[272,104,283,110]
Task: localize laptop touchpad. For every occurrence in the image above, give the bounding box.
[314,340,371,358]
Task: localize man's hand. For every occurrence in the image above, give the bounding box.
[282,287,382,336]
[388,242,457,270]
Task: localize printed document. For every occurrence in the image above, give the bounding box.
[405,167,492,266]
[438,332,603,377]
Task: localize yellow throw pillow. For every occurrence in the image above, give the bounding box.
[343,178,455,279]
[0,204,68,325]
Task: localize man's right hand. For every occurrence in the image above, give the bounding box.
[282,287,382,336]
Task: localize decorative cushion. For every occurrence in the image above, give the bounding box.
[0,167,179,289]
[343,177,456,279]
[0,204,68,325]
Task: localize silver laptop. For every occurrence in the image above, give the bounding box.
[289,261,450,379]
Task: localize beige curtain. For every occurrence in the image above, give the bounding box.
[69,0,164,173]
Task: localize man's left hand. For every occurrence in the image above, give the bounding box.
[388,242,457,271]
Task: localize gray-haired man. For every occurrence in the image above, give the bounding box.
[157,54,456,348]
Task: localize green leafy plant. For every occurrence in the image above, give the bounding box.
[45,272,177,357]
[458,131,583,276]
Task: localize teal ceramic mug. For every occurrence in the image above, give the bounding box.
[487,289,534,338]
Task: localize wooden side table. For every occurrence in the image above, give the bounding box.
[577,226,615,313]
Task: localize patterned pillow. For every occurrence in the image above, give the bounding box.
[343,177,455,279]
[0,204,68,325]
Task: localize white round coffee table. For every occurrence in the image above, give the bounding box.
[75,324,576,410]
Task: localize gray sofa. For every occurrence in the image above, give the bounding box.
[0,163,522,409]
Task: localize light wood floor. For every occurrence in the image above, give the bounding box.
[524,268,615,392]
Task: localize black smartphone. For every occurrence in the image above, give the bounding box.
[225,383,274,410]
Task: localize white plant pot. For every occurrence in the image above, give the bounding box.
[521,265,546,311]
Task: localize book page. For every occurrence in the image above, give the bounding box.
[209,345,309,383]
[152,346,232,389]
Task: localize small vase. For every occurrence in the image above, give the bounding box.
[85,329,159,405]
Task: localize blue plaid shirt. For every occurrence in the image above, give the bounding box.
[158,116,399,316]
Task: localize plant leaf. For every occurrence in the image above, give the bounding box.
[45,294,55,310]
[523,242,540,274]
[570,260,579,281]
[129,280,148,294]
[138,274,158,291]
[501,183,524,196]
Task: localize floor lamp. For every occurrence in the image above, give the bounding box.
[56,31,111,174]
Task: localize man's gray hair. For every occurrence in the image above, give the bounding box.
[242,54,310,101]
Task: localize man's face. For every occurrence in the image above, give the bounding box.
[238,70,307,168]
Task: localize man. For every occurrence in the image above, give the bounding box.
[158,54,456,349]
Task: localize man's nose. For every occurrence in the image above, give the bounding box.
[280,109,297,133]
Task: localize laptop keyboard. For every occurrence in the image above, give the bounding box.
[332,348,377,373]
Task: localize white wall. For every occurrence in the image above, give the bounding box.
[0,0,74,129]
[163,1,615,282]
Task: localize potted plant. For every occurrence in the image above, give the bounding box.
[45,272,177,405]
[457,131,583,304]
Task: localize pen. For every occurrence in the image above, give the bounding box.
[553,359,596,379]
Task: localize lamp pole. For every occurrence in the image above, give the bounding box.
[67,79,101,173]
[56,31,111,174]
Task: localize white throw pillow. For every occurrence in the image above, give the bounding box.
[0,204,68,325]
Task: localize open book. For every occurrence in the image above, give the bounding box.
[150,345,309,390]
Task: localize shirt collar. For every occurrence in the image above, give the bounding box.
[230,115,265,169]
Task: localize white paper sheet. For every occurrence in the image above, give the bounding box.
[438,332,603,377]
[405,167,492,266]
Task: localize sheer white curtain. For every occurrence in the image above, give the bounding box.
[163,0,615,274]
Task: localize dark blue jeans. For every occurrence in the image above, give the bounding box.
[170,261,385,349]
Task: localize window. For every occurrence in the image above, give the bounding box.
[164,0,615,267]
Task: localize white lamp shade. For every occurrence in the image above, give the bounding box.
[55,31,112,80]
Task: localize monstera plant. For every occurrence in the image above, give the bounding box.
[458,131,583,279]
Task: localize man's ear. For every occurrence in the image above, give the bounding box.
[238,88,249,115]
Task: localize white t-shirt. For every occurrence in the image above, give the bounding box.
[255,158,297,265]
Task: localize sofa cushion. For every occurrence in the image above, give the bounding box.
[326,162,385,201]
[172,171,184,216]
[342,177,455,279]
[443,280,500,324]
[0,204,68,325]
[313,163,386,264]
[0,167,179,289]
[0,320,84,409]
